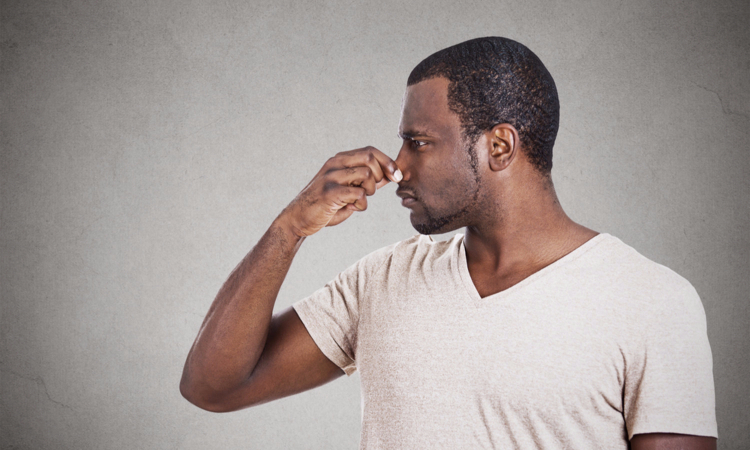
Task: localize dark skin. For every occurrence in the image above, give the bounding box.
[395,78,598,296]
[180,77,716,449]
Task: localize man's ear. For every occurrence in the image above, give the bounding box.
[488,124,519,172]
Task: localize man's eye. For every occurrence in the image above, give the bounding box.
[412,140,427,147]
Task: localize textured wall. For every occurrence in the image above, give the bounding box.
[1,0,748,448]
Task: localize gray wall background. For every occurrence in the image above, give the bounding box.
[1,0,748,448]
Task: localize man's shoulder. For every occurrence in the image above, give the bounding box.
[593,235,691,283]
[589,234,701,311]
[360,233,461,260]
[351,233,462,277]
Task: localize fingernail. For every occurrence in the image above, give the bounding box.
[393,169,403,182]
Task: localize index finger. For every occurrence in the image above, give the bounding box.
[339,146,402,185]
[368,147,402,184]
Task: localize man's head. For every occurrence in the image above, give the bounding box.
[396,37,559,235]
[407,36,559,174]
[396,77,481,235]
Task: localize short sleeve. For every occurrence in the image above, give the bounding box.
[293,244,395,376]
[293,263,361,375]
[623,279,718,439]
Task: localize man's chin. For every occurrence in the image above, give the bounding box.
[410,214,460,236]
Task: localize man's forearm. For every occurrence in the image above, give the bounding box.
[180,146,399,411]
[180,217,303,406]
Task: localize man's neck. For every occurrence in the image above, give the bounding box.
[462,184,597,298]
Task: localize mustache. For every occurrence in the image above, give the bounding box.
[395,186,419,199]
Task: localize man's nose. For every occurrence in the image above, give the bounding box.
[394,143,411,182]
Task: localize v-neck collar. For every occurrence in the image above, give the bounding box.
[453,233,609,303]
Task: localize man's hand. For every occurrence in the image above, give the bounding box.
[180,145,401,412]
[278,146,402,237]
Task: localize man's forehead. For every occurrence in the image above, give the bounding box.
[399,77,456,136]
[403,77,450,109]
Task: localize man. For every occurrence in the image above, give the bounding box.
[180,37,717,449]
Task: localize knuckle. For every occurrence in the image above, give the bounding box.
[323,157,338,170]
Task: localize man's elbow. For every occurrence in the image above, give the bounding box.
[179,375,239,413]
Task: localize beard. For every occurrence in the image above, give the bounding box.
[411,139,482,235]
[412,203,472,235]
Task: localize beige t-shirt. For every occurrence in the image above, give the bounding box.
[293,233,717,449]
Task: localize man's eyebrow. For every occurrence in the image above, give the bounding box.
[398,129,431,139]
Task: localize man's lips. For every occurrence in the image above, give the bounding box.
[396,189,418,207]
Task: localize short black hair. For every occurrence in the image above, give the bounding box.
[407,37,559,174]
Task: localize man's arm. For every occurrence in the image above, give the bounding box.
[179,146,401,412]
[631,433,717,450]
